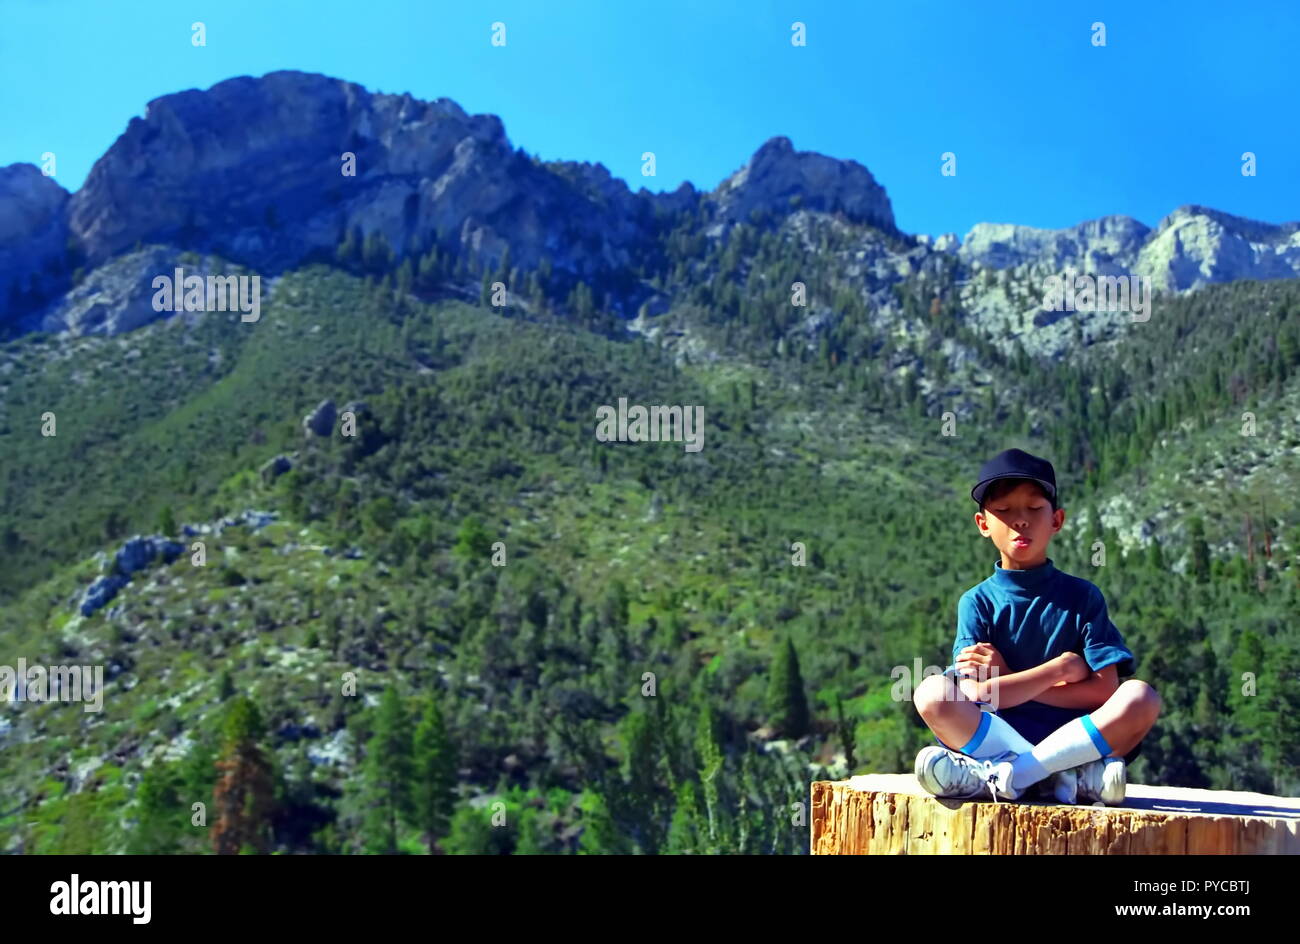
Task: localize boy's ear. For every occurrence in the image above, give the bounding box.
[1052,508,1065,531]
[974,510,990,535]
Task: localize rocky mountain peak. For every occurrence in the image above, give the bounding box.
[958,214,1151,272]
[710,135,896,233]
[0,163,71,317]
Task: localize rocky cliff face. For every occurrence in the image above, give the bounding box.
[0,164,71,321]
[958,214,1151,274]
[958,206,1300,291]
[1137,205,1300,291]
[66,71,657,284]
[1,70,1296,340]
[709,135,895,233]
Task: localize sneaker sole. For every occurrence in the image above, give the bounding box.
[1080,758,1127,805]
[1101,759,1126,805]
[914,746,950,796]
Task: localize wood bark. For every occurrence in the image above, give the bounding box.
[811,775,1300,854]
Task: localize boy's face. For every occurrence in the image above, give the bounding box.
[974,480,1065,569]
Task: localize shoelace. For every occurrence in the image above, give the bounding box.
[942,752,1013,804]
[975,759,1008,805]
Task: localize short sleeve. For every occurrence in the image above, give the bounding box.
[1081,587,1136,676]
[949,591,990,669]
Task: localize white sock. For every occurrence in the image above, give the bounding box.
[1010,715,1111,791]
[954,709,1035,760]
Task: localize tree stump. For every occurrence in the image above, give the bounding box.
[811,774,1300,854]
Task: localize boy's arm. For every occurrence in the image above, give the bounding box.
[956,654,1080,709]
[1029,663,1119,710]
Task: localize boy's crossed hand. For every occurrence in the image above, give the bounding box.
[956,643,1091,686]
[955,642,1010,679]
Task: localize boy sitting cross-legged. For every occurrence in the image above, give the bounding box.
[913,448,1162,806]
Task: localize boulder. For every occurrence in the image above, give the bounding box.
[113,535,183,576]
[78,535,184,616]
[242,509,278,530]
[80,575,128,616]
[303,399,336,437]
[259,454,293,485]
[113,536,156,576]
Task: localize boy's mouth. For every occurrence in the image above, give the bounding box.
[1012,536,1032,548]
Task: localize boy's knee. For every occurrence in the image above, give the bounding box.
[913,673,953,717]
[1117,679,1161,721]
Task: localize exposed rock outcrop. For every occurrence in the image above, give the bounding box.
[958,207,1300,290]
[79,534,185,616]
[303,399,337,437]
[260,454,294,485]
[710,135,896,234]
[0,164,71,331]
[959,214,1150,273]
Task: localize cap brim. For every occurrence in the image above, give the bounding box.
[972,475,1056,505]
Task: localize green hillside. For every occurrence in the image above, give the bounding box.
[2,240,1299,854]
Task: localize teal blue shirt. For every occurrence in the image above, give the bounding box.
[948,557,1136,738]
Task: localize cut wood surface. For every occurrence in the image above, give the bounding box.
[811,775,1300,854]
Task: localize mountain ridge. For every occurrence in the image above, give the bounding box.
[3,70,1298,339]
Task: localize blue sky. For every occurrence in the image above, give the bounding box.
[2,0,1296,238]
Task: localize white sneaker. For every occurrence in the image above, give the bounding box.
[915,747,1022,803]
[1076,757,1126,806]
[1049,767,1078,804]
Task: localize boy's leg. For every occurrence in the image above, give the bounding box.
[913,673,984,750]
[1087,679,1162,758]
[915,675,1043,800]
[1009,679,1161,791]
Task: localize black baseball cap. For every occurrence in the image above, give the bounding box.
[971,448,1057,507]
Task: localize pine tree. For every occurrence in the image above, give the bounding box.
[834,692,857,773]
[694,704,724,853]
[765,637,810,738]
[417,247,441,290]
[452,515,493,563]
[615,705,663,853]
[336,226,361,268]
[1189,516,1211,583]
[362,231,394,275]
[577,789,626,855]
[396,258,414,297]
[362,685,414,854]
[494,245,513,291]
[664,781,702,854]
[442,803,495,854]
[179,735,218,818]
[211,696,275,854]
[513,808,545,855]
[128,762,182,854]
[1148,537,1165,571]
[410,695,456,853]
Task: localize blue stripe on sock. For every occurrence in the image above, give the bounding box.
[1081,714,1113,757]
[959,710,992,755]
